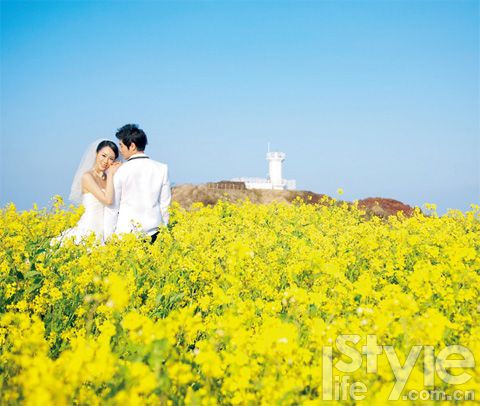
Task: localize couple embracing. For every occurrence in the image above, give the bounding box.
[63,124,171,244]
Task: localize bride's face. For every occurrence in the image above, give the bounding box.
[95,146,116,172]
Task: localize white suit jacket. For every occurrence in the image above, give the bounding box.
[104,153,171,238]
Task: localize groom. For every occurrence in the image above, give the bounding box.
[104,124,171,243]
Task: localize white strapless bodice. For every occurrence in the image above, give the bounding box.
[58,193,105,243]
[76,193,105,237]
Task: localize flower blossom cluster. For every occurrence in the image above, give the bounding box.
[1,197,479,404]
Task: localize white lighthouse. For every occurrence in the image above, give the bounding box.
[267,151,286,189]
[231,147,296,190]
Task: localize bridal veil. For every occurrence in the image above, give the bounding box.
[69,139,105,203]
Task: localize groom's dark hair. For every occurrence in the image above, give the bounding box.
[116,124,148,151]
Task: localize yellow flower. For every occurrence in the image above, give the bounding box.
[1,196,479,404]
[106,273,130,310]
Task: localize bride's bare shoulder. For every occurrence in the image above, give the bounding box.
[81,171,100,188]
[81,171,94,182]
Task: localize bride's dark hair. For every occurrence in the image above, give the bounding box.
[96,140,119,159]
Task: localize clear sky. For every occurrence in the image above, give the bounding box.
[1,0,479,214]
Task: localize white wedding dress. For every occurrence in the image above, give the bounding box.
[58,192,105,244]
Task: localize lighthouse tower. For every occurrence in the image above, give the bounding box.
[267,151,286,189]
[230,144,296,190]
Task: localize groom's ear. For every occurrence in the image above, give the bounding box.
[129,142,138,152]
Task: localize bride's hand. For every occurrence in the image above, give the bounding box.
[106,162,122,176]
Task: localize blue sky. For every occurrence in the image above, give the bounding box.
[1,0,478,214]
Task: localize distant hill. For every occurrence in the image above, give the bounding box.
[172,183,416,218]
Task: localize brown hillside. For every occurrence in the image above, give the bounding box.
[358,197,415,218]
[172,183,417,218]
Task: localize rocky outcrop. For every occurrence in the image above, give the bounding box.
[172,184,417,218]
[358,197,415,218]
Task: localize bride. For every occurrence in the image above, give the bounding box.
[58,139,121,244]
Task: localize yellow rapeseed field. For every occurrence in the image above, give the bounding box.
[1,197,479,405]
